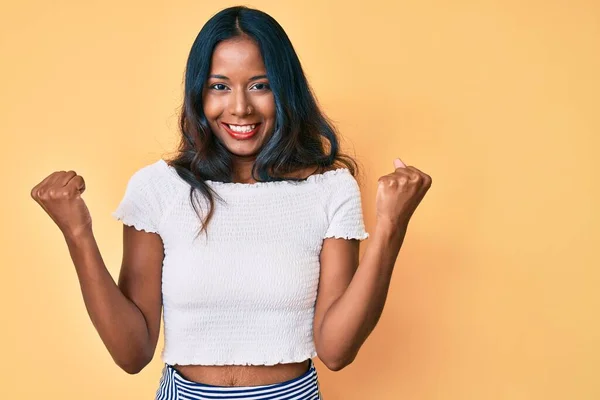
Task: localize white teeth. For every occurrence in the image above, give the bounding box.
[228,124,256,133]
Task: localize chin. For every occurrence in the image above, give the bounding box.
[224,140,264,157]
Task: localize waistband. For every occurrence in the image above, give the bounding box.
[156,358,321,399]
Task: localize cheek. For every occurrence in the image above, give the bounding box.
[202,95,222,120]
[254,96,276,121]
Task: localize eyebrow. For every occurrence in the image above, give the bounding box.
[208,74,268,81]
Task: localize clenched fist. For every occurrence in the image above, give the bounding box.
[30,170,92,239]
[376,158,432,229]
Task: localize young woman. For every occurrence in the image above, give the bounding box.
[30,6,431,400]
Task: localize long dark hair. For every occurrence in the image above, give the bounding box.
[165,5,362,240]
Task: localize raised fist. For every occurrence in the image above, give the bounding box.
[376,158,432,229]
[31,170,92,239]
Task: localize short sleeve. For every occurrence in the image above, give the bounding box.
[323,171,370,240]
[112,166,163,234]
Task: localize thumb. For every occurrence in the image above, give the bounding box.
[394,158,406,169]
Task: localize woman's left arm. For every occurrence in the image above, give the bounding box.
[313,158,432,371]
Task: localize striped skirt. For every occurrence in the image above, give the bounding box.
[156,358,322,399]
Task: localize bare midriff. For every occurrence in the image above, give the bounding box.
[172,360,311,386]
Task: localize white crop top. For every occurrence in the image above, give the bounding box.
[112,159,369,366]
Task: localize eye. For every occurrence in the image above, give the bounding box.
[210,83,228,91]
[251,82,271,91]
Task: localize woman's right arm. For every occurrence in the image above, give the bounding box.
[31,168,163,374]
[64,225,163,374]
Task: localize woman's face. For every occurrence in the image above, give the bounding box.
[203,37,276,159]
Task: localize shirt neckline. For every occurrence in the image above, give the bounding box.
[158,159,349,189]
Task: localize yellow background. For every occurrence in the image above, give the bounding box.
[1,0,598,399]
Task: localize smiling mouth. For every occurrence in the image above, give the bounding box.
[221,122,261,139]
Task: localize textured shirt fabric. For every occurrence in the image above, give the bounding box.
[112,159,369,366]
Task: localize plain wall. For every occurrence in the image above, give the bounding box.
[1,0,598,398]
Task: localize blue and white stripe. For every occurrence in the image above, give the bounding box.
[156,359,322,400]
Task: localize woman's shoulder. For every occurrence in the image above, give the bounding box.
[299,166,330,180]
[288,165,346,180]
[120,159,183,199]
[123,159,169,184]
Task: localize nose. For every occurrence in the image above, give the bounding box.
[229,89,252,117]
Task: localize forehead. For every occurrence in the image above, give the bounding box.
[209,38,266,73]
